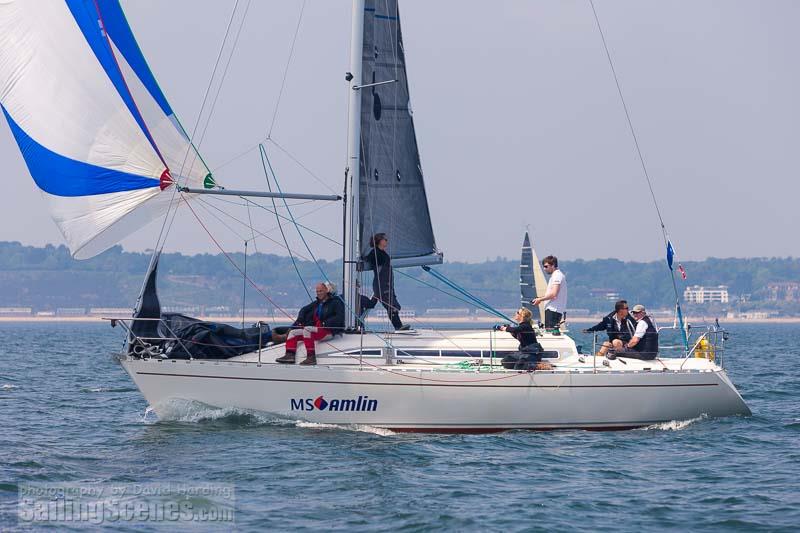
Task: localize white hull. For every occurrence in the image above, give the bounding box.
[120,329,750,433]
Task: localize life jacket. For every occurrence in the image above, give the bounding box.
[632,315,659,360]
[610,314,636,343]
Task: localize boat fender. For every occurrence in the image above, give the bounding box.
[695,338,715,360]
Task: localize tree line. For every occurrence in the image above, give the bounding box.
[0,241,798,313]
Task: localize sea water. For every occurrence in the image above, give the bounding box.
[0,322,798,531]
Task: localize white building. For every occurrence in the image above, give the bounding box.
[0,307,32,316]
[684,285,729,304]
[375,309,416,318]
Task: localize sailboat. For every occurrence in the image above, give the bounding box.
[0,0,749,432]
[520,231,548,326]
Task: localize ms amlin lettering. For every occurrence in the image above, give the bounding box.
[290,395,378,412]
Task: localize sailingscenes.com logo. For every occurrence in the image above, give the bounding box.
[290,395,378,412]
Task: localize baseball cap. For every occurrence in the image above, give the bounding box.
[632,304,646,313]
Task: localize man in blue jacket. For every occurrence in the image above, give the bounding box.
[275,282,345,366]
[584,300,637,357]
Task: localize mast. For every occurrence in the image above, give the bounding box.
[343,0,365,330]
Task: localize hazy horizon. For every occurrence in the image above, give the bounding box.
[2,1,798,263]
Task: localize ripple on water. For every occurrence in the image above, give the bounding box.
[1,322,799,531]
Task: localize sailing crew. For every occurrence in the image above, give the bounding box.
[531,255,567,329]
[583,300,637,357]
[275,282,345,366]
[360,233,410,331]
[622,304,659,360]
[498,308,547,370]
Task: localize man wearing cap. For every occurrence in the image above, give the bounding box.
[623,304,659,360]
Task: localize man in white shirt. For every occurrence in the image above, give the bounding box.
[622,304,659,360]
[531,255,567,329]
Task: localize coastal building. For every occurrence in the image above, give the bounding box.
[56,307,86,316]
[375,309,416,319]
[589,289,620,301]
[425,308,470,317]
[0,307,32,317]
[566,308,591,317]
[162,305,201,314]
[726,311,773,320]
[89,307,131,316]
[204,306,232,317]
[240,308,273,318]
[684,285,729,304]
[766,282,800,302]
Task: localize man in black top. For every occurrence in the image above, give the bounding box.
[584,299,637,357]
[359,232,410,331]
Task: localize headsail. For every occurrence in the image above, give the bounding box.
[0,0,209,259]
[358,0,439,267]
[520,231,547,324]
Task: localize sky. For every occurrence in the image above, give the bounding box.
[1,0,798,263]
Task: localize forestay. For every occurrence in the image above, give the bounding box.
[0,0,210,259]
[358,0,438,266]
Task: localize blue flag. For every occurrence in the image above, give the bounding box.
[666,241,675,271]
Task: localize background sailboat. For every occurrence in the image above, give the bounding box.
[520,231,547,324]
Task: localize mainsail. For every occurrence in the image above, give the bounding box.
[358,0,439,266]
[0,0,209,259]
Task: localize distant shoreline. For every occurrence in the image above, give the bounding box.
[1,316,799,325]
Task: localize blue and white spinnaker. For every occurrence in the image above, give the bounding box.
[0,0,210,259]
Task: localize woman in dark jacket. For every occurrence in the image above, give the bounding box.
[361,233,409,330]
[499,308,545,370]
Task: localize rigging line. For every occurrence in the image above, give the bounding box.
[194,196,313,260]
[193,197,254,243]
[242,240,247,328]
[178,0,241,177]
[207,194,341,245]
[589,0,688,352]
[246,202,259,254]
[261,146,330,283]
[211,144,259,173]
[258,144,312,300]
[387,0,400,271]
[188,0,253,180]
[135,173,188,312]
[588,0,667,239]
[181,197,296,320]
[423,267,514,323]
[394,269,504,316]
[261,146,372,329]
[266,0,307,138]
[265,138,338,194]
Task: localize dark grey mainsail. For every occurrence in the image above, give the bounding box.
[358,0,438,266]
[520,231,547,324]
[520,232,536,315]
